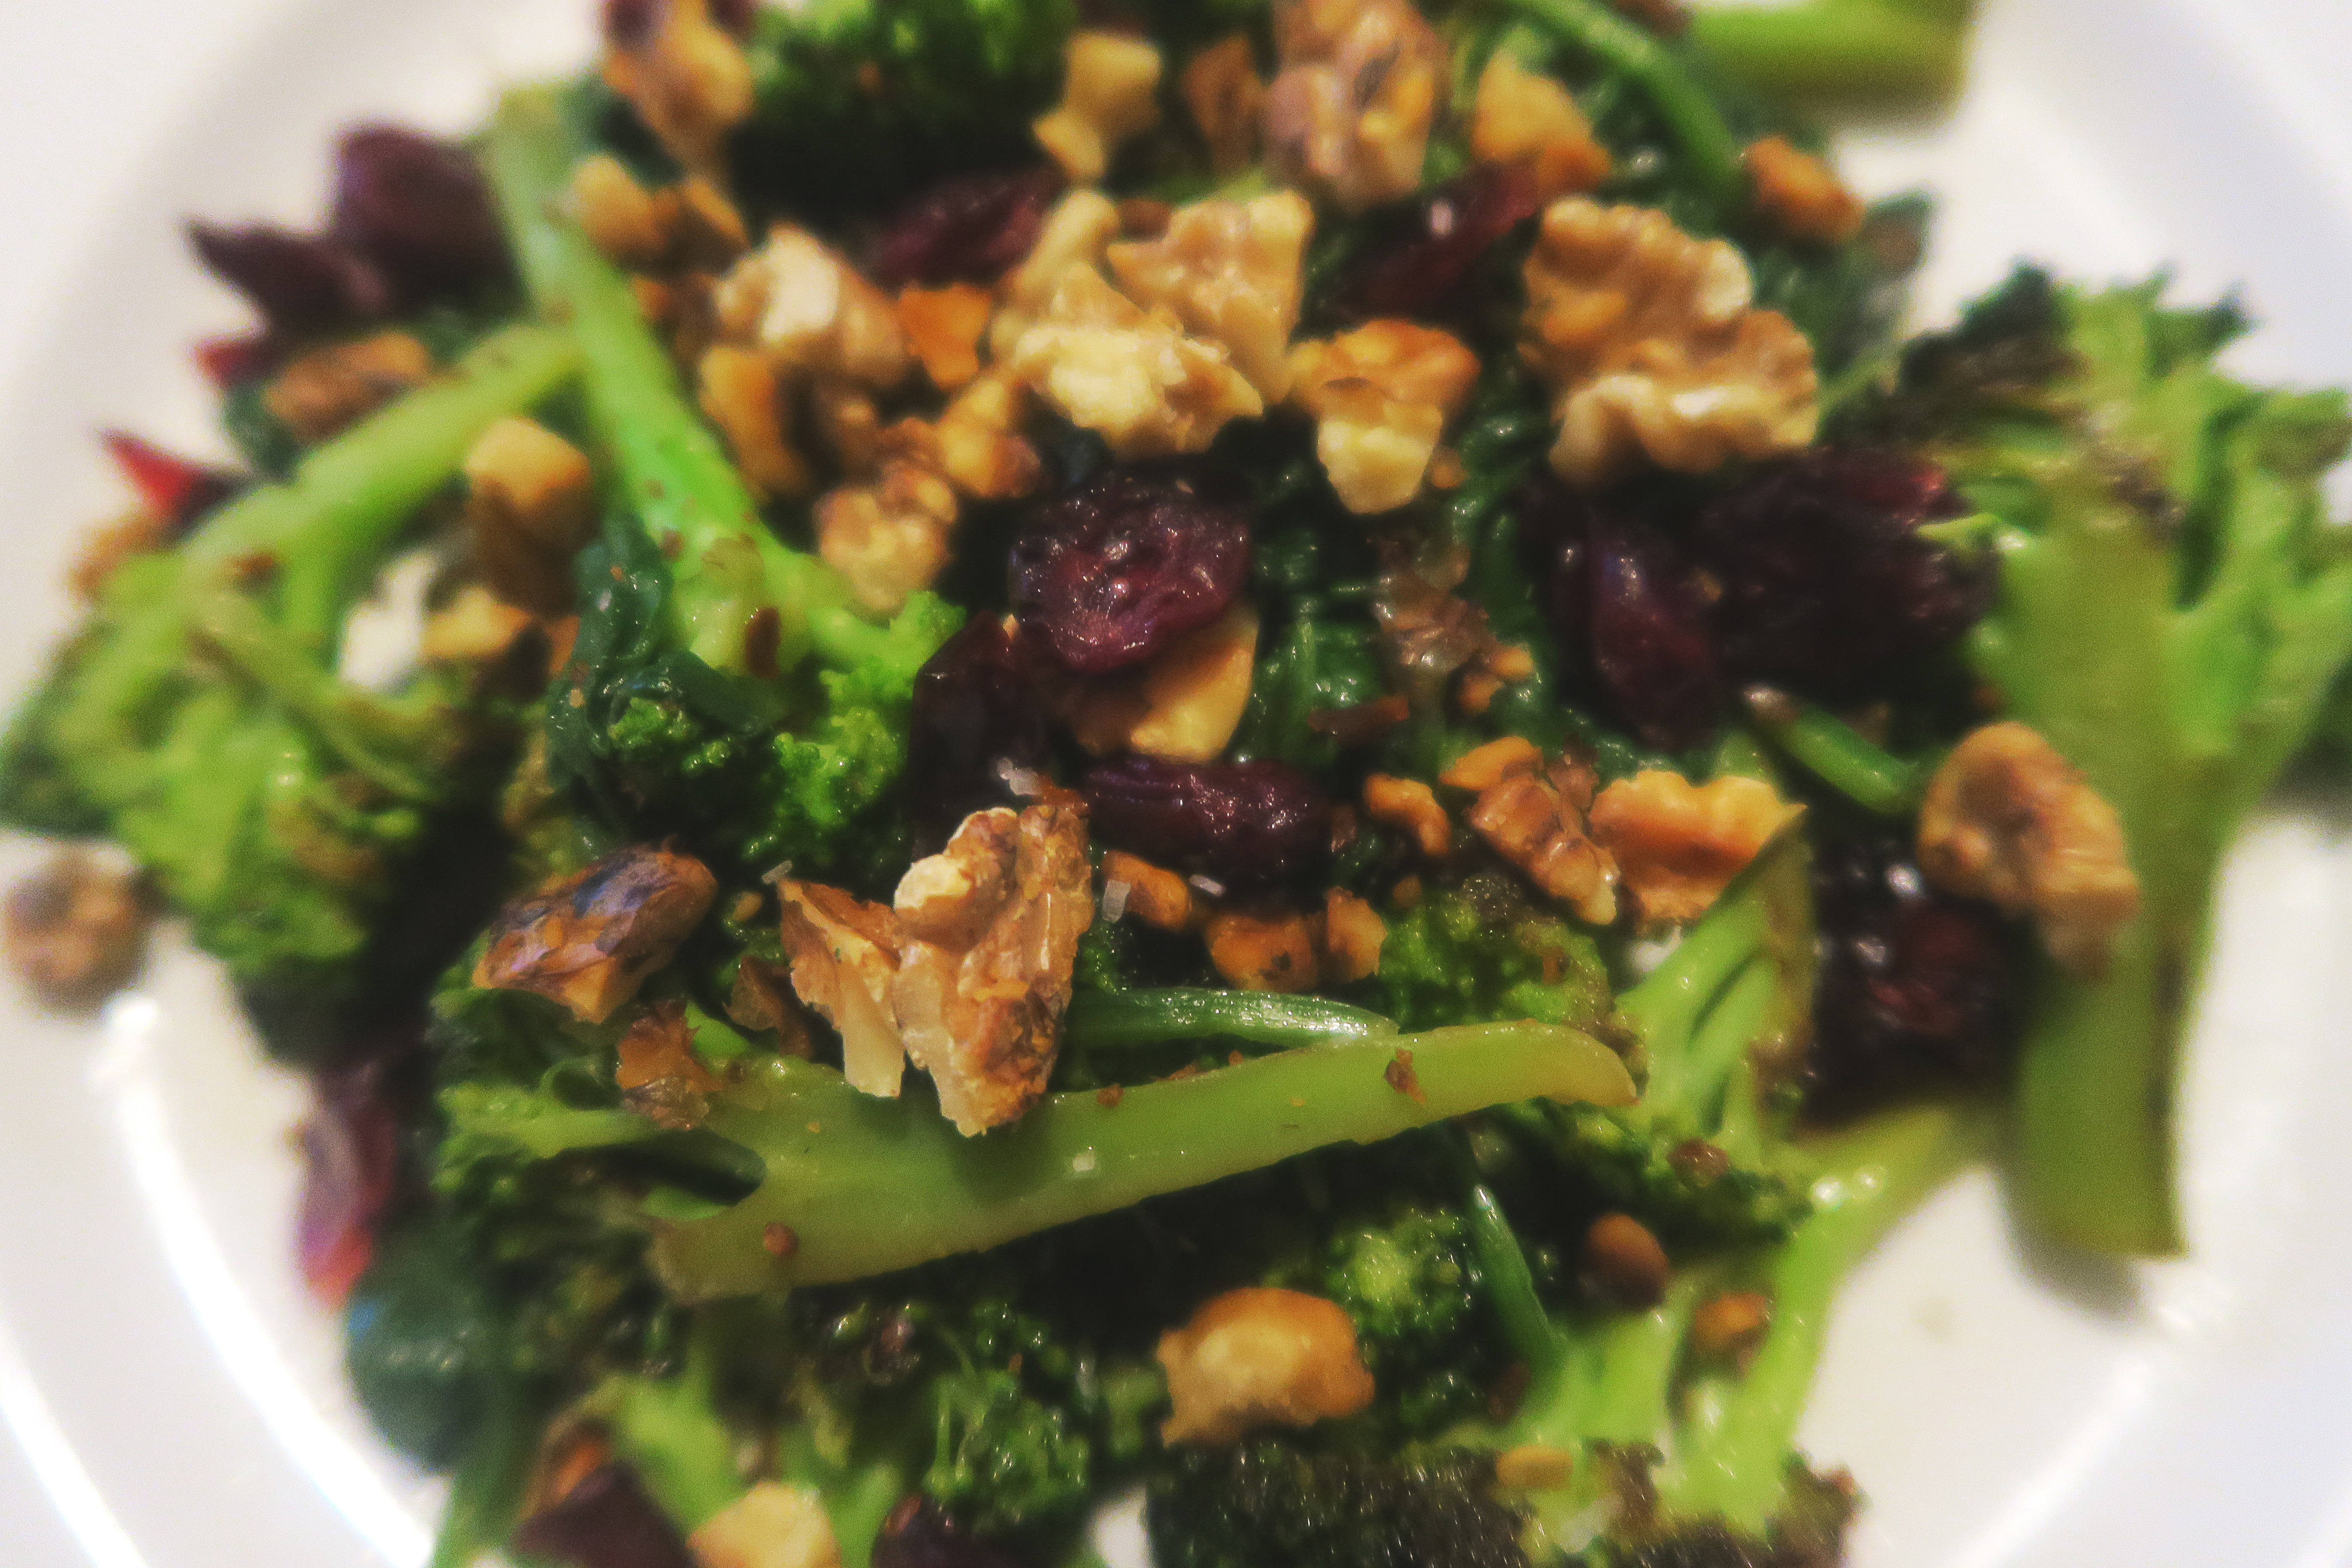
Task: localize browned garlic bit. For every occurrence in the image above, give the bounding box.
[1916,721,2141,977]
[1106,192,1316,401]
[698,344,816,502]
[264,331,433,444]
[1520,199,1818,483]
[688,1481,843,1568]
[1099,850,1195,932]
[1182,32,1268,175]
[1362,773,1452,860]
[1066,603,1261,763]
[1587,770,1801,931]
[600,0,754,176]
[463,416,599,613]
[1033,31,1166,184]
[891,794,1094,1136]
[1318,888,1387,982]
[1444,738,1619,925]
[776,879,907,1097]
[1744,135,1865,245]
[3,852,150,1008]
[1470,51,1611,202]
[1265,0,1448,211]
[1157,1286,1377,1445]
[1205,906,1323,992]
[474,845,719,1023]
[1289,320,1480,514]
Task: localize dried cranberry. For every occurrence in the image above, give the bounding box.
[904,617,1054,848]
[101,432,243,533]
[188,221,390,336]
[1082,757,1329,888]
[193,331,279,390]
[1011,471,1252,674]
[514,1465,698,1568]
[1807,834,2025,1115]
[1696,449,1989,703]
[296,1064,404,1307]
[872,167,1061,288]
[331,125,510,305]
[1345,164,1542,318]
[873,1498,1034,1568]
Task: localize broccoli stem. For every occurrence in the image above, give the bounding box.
[1746,702,1923,818]
[483,85,927,683]
[1062,989,1398,1050]
[602,1331,747,1532]
[1690,0,1973,104]
[658,1022,1635,1296]
[428,1377,547,1568]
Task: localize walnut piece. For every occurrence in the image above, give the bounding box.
[1101,851,1195,932]
[776,880,907,1098]
[570,153,671,270]
[1107,191,1315,400]
[1033,31,1165,184]
[463,416,598,615]
[699,345,815,502]
[1916,721,2141,977]
[1182,32,1267,175]
[1587,770,1801,931]
[264,331,433,443]
[420,583,537,666]
[1319,889,1387,982]
[1158,1286,1377,1445]
[1289,320,1480,514]
[600,0,753,175]
[1265,0,1448,211]
[1362,774,1452,860]
[896,282,994,391]
[1068,603,1260,763]
[4,852,149,1008]
[475,846,718,1023]
[815,460,959,616]
[615,998,722,1129]
[933,372,1045,501]
[1470,51,1611,201]
[689,1482,842,1568]
[1745,135,1864,245]
[1521,199,1818,483]
[890,796,1095,1136]
[1206,906,1322,992]
[1458,744,1619,925]
[992,189,1123,358]
[715,227,910,388]
[1003,268,1264,458]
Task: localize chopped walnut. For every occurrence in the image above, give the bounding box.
[1372,545,1504,708]
[1461,746,1618,924]
[890,795,1094,1136]
[1003,269,1265,458]
[1521,199,1818,483]
[896,282,993,392]
[465,416,598,615]
[615,998,722,1129]
[1588,770,1801,931]
[1068,603,1260,763]
[635,268,723,368]
[698,345,815,501]
[1470,51,1611,201]
[1206,906,1321,992]
[933,372,1045,500]
[1318,888,1386,982]
[715,227,910,388]
[810,377,887,476]
[1745,135,1865,245]
[1362,774,1452,860]
[776,879,906,1098]
[1158,1286,1377,1445]
[1916,722,2141,977]
[1183,32,1267,175]
[1034,31,1166,184]
[815,460,958,616]
[264,331,432,443]
[689,1481,842,1568]
[992,189,1123,358]
[600,0,754,175]
[570,153,671,270]
[1106,191,1315,400]
[4,852,149,1007]
[420,583,538,666]
[475,846,718,1023]
[1442,735,1544,792]
[1101,851,1195,932]
[670,175,750,270]
[1264,0,1448,211]
[1289,320,1479,514]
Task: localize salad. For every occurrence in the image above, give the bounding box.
[3,1,2347,1566]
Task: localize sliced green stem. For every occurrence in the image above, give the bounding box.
[1746,700,1924,818]
[1691,0,1972,104]
[1062,989,1397,1050]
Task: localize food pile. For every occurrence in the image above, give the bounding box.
[7,0,2351,1565]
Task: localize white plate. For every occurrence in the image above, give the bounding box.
[3,1,2351,1564]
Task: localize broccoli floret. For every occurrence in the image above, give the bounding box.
[923,1369,1095,1537]
[1370,876,1617,1032]
[1146,1439,1529,1568]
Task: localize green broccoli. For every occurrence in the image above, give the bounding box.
[0,323,576,1054]
[1371,877,1618,1033]
[1147,1439,1530,1568]
[1852,269,2352,1254]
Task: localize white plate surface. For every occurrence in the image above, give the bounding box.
[2,1,2351,1565]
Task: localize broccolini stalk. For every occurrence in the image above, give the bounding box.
[600,1329,747,1533]
[1063,989,1398,1051]
[655,1021,1634,1295]
[1870,272,2352,1253]
[1690,0,1975,104]
[1746,698,1926,818]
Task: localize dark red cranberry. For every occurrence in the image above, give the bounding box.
[872,168,1062,288]
[873,1498,1035,1568]
[1807,834,2025,1115]
[602,0,658,44]
[187,221,389,336]
[1695,449,1989,703]
[331,126,511,305]
[296,1063,404,1307]
[514,1465,698,1568]
[1011,471,1253,674]
[194,331,279,390]
[1082,757,1329,888]
[904,617,1054,848]
[1345,164,1542,318]
[101,432,243,533]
